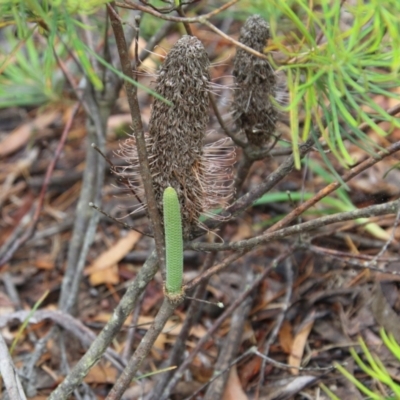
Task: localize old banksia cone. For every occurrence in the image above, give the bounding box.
[232,15,277,146]
[117,35,235,238]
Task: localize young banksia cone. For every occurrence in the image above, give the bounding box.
[116,35,235,238]
[232,15,277,146]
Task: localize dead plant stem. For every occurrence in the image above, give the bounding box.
[107,2,165,273]
[105,297,183,400]
[159,252,290,400]
[188,200,399,254]
[48,252,158,400]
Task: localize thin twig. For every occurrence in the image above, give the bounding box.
[48,252,158,400]
[146,252,217,400]
[138,20,174,67]
[259,258,293,389]
[306,244,399,262]
[105,297,184,400]
[365,198,400,266]
[208,136,316,231]
[209,92,246,147]
[122,291,145,361]
[117,0,269,60]
[306,244,400,275]
[188,200,399,253]
[267,139,400,234]
[89,202,151,237]
[0,310,125,369]
[119,0,240,23]
[201,17,268,60]
[58,79,112,314]
[107,1,166,274]
[204,265,255,400]
[185,349,254,400]
[159,252,290,400]
[176,2,193,36]
[22,328,56,397]
[252,347,335,372]
[0,332,27,400]
[234,154,254,195]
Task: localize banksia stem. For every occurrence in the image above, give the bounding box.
[116,35,235,238]
[232,15,277,146]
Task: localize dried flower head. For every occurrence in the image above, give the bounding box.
[232,15,277,146]
[116,35,235,238]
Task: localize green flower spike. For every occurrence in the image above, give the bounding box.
[163,187,184,301]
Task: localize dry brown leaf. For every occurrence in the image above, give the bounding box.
[89,264,119,286]
[85,364,117,384]
[238,356,262,388]
[230,219,252,242]
[222,365,248,400]
[93,312,134,326]
[34,258,55,270]
[85,231,141,276]
[154,332,167,351]
[288,319,314,375]
[0,110,60,158]
[278,319,294,354]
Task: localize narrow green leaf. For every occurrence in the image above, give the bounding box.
[335,361,381,399]
[86,46,172,105]
[10,290,49,354]
[287,68,300,169]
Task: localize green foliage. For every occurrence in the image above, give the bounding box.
[10,290,49,354]
[0,0,108,107]
[323,329,400,399]
[237,0,400,170]
[273,0,400,168]
[0,30,64,107]
[0,0,168,108]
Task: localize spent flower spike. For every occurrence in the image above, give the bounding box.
[232,15,278,146]
[116,35,235,238]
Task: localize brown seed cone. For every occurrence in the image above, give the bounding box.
[232,15,277,146]
[147,35,209,238]
[116,35,235,238]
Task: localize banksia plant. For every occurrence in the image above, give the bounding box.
[116,35,235,239]
[232,15,278,146]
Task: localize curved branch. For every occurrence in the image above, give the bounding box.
[116,0,269,59]
[188,200,399,253]
[48,252,158,400]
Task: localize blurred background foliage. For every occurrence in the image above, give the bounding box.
[0,0,111,108]
[322,329,400,399]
